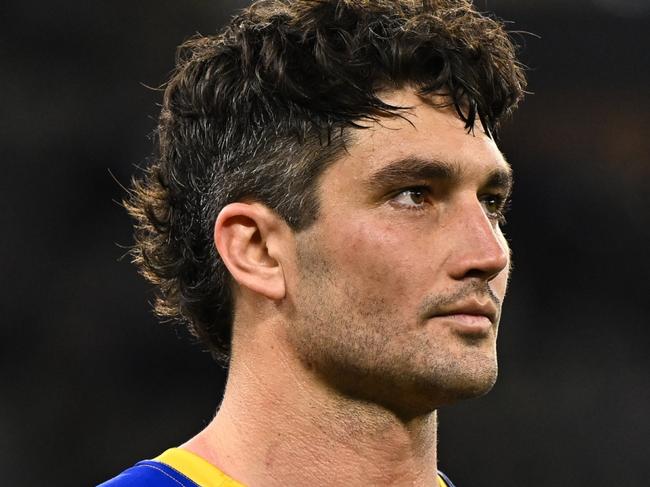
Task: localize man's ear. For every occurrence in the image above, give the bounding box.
[214,202,287,301]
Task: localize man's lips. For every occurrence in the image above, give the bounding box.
[426,300,498,334]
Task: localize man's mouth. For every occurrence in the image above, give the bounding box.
[426,299,498,335]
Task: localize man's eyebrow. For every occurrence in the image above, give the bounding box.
[484,166,514,196]
[364,155,512,193]
[364,156,460,189]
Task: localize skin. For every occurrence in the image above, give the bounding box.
[184,89,512,486]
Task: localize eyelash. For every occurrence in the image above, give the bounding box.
[481,193,511,224]
[389,186,431,212]
[390,187,511,224]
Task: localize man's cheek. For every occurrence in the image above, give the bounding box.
[496,231,511,298]
[334,223,421,301]
[492,265,511,301]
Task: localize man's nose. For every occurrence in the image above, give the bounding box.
[446,198,510,282]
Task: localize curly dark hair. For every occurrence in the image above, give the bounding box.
[127,0,526,363]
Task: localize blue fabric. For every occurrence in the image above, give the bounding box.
[99,459,457,487]
[439,470,458,487]
[98,460,200,487]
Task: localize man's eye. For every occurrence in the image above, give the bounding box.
[482,194,509,223]
[391,188,429,209]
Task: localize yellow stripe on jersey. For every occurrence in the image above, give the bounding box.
[157,447,451,487]
[156,448,245,487]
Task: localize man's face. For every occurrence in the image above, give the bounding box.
[284,90,512,416]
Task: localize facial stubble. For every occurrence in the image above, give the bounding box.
[288,236,499,417]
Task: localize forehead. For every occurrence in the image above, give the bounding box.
[333,90,509,182]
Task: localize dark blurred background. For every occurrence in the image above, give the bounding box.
[2,1,648,486]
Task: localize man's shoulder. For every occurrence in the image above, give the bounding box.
[98,448,245,487]
[99,449,457,487]
[98,460,200,487]
[438,470,458,487]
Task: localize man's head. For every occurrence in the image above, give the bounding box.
[281,90,512,416]
[128,0,525,383]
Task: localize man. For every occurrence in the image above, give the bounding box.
[102,0,525,485]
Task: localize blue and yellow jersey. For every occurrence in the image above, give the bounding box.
[100,448,457,487]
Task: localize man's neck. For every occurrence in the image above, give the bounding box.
[182,324,439,486]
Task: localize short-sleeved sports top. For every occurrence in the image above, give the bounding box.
[99,448,457,487]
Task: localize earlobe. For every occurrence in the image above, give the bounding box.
[214,203,287,301]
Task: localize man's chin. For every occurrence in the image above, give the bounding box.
[432,364,499,406]
[370,363,499,418]
[397,353,499,410]
[446,375,497,402]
